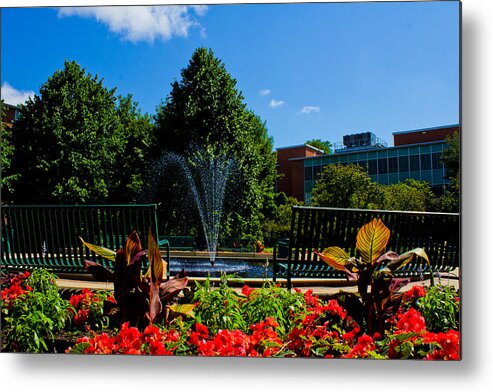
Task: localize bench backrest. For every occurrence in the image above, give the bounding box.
[288,206,460,272]
[1,204,159,271]
[159,235,196,250]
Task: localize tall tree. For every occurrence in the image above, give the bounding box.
[10,61,152,203]
[153,48,276,239]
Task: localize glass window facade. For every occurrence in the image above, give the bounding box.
[303,141,448,202]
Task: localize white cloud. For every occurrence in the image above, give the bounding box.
[57,5,207,43]
[1,82,35,106]
[259,89,271,96]
[298,106,320,114]
[269,99,285,108]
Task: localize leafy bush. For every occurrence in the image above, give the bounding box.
[192,276,247,334]
[418,285,459,332]
[2,270,70,352]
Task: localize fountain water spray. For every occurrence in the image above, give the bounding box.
[165,149,234,266]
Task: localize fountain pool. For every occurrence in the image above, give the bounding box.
[169,256,273,279]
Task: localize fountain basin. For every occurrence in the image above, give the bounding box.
[169,255,272,279]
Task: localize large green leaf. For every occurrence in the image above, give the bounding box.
[79,237,116,261]
[356,219,390,265]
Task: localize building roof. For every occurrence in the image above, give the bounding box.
[276,143,326,154]
[392,124,460,136]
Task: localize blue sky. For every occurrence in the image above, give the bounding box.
[1,2,459,149]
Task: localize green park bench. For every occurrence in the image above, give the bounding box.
[273,206,460,289]
[158,235,196,251]
[1,204,170,276]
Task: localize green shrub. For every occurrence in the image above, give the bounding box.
[2,270,70,352]
[418,285,459,332]
[192,275,306,338]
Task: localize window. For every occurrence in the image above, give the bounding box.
[410,155,420,171]
[368,159,377,175]
[399,156,409,172]
[304,166,313,180]
[378,158,388,174]
[388,157,398,173]
[432,152,442,170]
[420,154,431,170]
[313,165,322,179]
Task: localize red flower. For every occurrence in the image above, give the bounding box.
[403,285,426,302]
[241,285,254,298]
[396,308,426,333]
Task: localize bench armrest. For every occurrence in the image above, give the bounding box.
[273,238,290,282]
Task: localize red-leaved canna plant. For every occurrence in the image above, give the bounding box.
[80,230,191,328]
[314,218,432,336]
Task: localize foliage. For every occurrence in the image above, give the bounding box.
[10,60,153,203]
[67,281,460,359]
[262,194,302,246]
[152,48,276,240]
[192,277,307,339]
[314,218,431,335]
[438,131,460,212]
[417,285,459,332]
[380,179,436,211]
[81,230,189,328]
[311,163,382,208]
[1,270,70,352]
[306,139,332,154]
[0,100,18,198]
[192,276,248,334]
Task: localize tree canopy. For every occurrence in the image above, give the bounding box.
[311,164,381,208]
[10,60,153,203]
[153,48,276,239]
[0,100,18,199]
[306,139,332,154]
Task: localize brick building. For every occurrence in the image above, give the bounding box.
[276,124,459,203]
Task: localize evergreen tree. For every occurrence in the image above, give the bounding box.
[153,48,276,239]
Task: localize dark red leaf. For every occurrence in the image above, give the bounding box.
[159,276,189,302]
[83,260,115,282]
[130,250,146,265]
[146,280,162,324]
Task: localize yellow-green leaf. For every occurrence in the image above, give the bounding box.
[314,247,351,272]
[79,237,116,261]
[394,248,430,270]
[125,231,142,265]
[148,229,165,283]
[169,304,195,317]
[356,219,390,265]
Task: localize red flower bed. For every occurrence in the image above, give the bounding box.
[0,276,458,359]
[1,272,32,311]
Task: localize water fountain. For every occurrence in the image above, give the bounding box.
[162,149,235,266]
